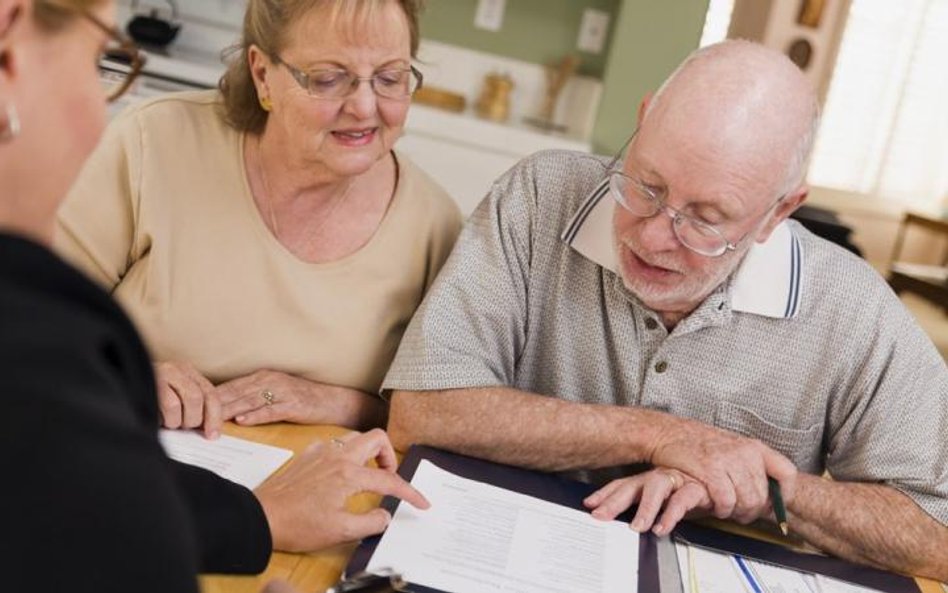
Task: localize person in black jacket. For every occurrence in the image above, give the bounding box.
[0,1,427,591]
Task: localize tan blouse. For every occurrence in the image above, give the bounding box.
[55,90,462,393]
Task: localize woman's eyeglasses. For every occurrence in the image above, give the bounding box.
[276,57,423,101]
[42,1,146,102]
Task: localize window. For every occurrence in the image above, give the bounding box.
[700,0,735,47]
[808,0,948,212]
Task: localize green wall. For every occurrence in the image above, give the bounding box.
[419,0,710,155]
[420,0,619,78]
[593,1,709,154]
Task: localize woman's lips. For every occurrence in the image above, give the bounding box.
[331,128,378,146]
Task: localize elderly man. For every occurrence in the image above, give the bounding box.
[383,40,948,579]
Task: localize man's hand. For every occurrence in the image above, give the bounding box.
[154,361,221,439]
[648,416,798,522]
[585,468,713,535]
[255,429,430,552]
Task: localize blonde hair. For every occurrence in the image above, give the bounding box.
[33,0,103,31]
[220,0,423,134]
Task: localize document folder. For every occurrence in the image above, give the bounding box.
[347,445,921,593]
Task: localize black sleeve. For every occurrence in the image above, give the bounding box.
[170,461,273,574]
[0,237,272,591]
[2,373,202,593]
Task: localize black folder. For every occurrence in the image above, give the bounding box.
[346,445,921,593]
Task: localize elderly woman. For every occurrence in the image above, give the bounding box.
[55,0,461,438]
[1,1,427,591]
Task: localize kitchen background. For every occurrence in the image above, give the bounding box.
[113,0,946,355]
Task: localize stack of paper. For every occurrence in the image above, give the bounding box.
[158,429,293,489]
[367,460,640,593]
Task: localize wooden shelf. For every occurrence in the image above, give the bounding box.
[887,213,948,314]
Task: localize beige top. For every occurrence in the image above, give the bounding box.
[55,90,462,393]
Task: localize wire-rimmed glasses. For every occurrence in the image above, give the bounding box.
[606,133,783,258]
[276,58,423,100]
[43,0,146,102]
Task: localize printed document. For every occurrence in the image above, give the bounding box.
[675,542,885,593]
[367,460,639,593]
[158,429,293,489]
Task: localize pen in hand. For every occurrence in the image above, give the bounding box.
[768,477,789,536]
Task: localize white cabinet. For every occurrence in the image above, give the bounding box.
[399,104,593,215]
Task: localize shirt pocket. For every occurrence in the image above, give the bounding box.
[714,401,823,473]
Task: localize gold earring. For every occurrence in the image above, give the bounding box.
[0,101,21,143]
[259,96,272,112]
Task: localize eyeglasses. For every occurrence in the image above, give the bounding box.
[275,58,423,100]
[607,133,784,258]
[42,1,145,102]
[90,16,145,102]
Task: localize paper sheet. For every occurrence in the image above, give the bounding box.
[158,429,293,489]
[367,460,639,593]
[674,542,886,593]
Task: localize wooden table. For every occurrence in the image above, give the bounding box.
[200,422,378,593]
[200,423,946,593]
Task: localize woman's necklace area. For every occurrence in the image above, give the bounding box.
[253,137,355,245]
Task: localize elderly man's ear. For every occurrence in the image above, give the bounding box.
[636,92,653,126]
[756,185,808,243]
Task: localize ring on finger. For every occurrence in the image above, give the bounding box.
[664,472,681,490]
[261,389,275,407]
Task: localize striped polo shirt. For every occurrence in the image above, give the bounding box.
[384,149,948,524]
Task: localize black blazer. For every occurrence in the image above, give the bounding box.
[0,233,271,592]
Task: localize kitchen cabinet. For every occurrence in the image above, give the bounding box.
[399,104,592,215]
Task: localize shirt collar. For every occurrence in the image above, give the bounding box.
[561,179,804,319]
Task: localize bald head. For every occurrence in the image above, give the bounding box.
[643,40,820,196]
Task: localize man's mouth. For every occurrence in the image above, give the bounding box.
[621,244,682,279]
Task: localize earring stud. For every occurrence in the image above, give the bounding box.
[0,101,21,142]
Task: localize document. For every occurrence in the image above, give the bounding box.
[675,542,886,593]
[367,460,639,593]
[158,429,293,489]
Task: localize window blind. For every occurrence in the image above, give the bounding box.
[808,0,948,211]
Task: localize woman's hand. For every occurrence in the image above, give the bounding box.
[254,428,430,552]
[583,468,713,536]
[154,361,222,439]
[216,370,385,429]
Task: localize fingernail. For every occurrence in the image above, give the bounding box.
[235,415,245,423]
[631,519,645,532]
[653,524,666,536]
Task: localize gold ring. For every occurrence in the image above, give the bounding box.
[665,472,681,490]
[262,390,275,407]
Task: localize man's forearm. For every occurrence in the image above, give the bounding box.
[789,473,948,581]
[388,387,665,471]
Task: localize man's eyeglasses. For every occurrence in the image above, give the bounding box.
[275,58,423,101]
[606,133,783,258]
[43,0,145,103]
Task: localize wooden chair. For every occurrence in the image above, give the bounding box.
[887,212,948,314]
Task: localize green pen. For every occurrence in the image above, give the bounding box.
[768,477,789,536]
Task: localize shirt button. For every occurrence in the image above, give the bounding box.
[655,361,668,373]
[645,318,659,330]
